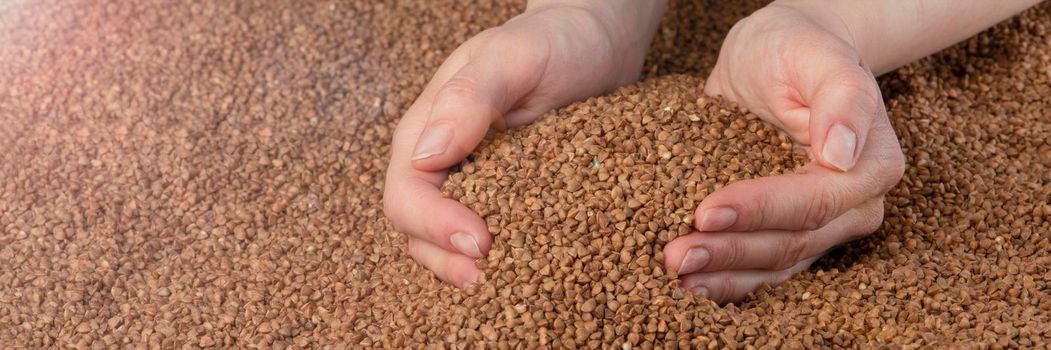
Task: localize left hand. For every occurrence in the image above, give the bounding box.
[662,4,906,304]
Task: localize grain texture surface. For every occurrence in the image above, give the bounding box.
[0,0,1047,348]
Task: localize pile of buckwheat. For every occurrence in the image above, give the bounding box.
[0,0,1046,348]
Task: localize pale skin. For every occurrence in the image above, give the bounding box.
[383,0,1044,304]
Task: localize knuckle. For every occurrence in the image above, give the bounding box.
[716,276,736,303]
[840,73,882,110]
[881,148,907,190]
[775,266,801,286]
[776,233,809,270]
[721,236,747,270]
[725,15,762,49]
[445,259,462,280]
[865,144,906,195]
[804,188,840,230]
[860,201,886,235]
[382,184,431,237]
[435,76,481,105]
[471,27,501,43]
[745,188,770,231]
[381,191,405,232]
[406,239,424,261]
[859,166,889,197]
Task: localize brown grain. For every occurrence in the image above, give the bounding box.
[0,0,1047,348]
[438,75,807,348]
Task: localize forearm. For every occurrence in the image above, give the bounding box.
[527,0,667,33]
[775,0,1044,75]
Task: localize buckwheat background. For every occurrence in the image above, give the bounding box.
[0,0,1047,348]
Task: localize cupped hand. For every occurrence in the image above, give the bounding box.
[384,2,663,287]
[663,4,906,304]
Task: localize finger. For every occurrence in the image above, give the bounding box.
[407,237,481,288]
[409,38,548,170]
[785,36,881,172]
[693,117,904,232]
[384,49,492,259]
[803,64,881,172]
[666,198,882,274]
[382,174,491,259]
[681,255,821,304]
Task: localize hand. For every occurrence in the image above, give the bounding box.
[384,2,664,287]
[662,4,906,304]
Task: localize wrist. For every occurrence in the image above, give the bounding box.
[767,0,1042,76]
[765,1,875,71]
[526,0,667,83]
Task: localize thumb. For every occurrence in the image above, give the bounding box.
[409,50,544,171]
[798,55,882,172]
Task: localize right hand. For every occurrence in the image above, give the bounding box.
[383,2,664,287]
[662,4,905,304]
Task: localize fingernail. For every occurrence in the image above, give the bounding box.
[450,232,484,258]
[411,124,454,160]
[822,123,857,171]
[698,207,737,231]
[691,286,710,298]
[678,247,710,275]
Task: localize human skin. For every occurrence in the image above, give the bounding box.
[382,0,1042,301]
[662,0,1044,303]
[383,0,667,287]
